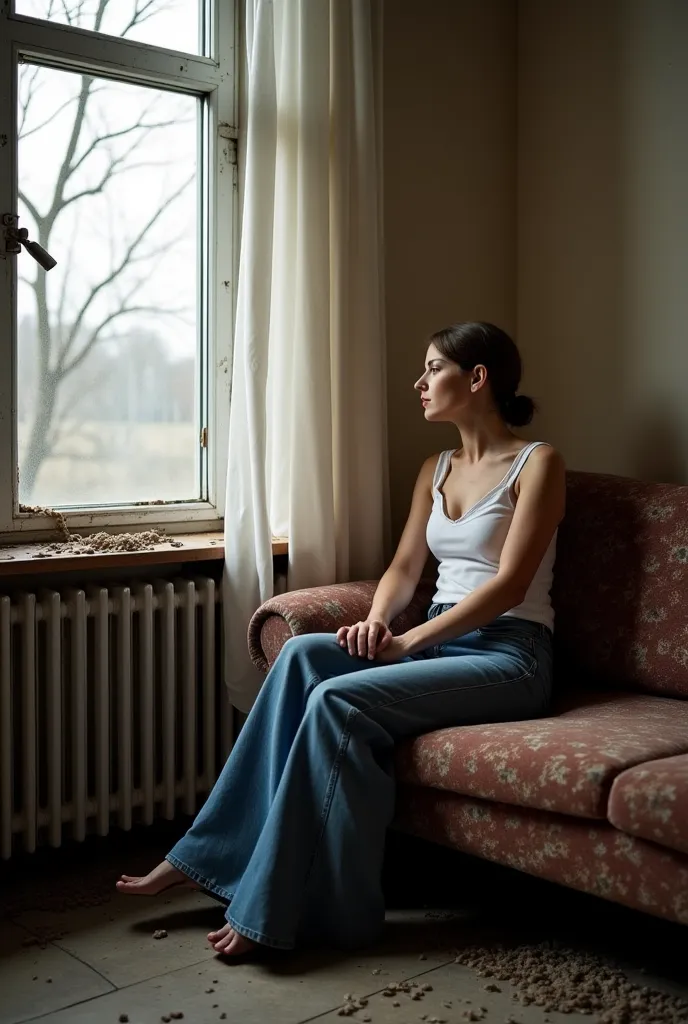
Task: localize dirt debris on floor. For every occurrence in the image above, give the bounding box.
[454,941,688,1024]
[337,941,687,1024]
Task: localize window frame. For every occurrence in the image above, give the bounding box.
[0,0,236,540]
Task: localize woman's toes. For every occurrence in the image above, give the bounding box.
[225,932,256,956]
[116,861,191,896]
[116,878,141,891]
[209,923,234,952]
[208,922,256,956]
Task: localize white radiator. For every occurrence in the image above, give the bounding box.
[0,575,231,859]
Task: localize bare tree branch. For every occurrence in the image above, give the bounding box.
[61,116,190,210]
[57,172,193,368]
[59,1,78,26]
[18,64,43,138]
[43,73,97,232]
[61,303,187,378]
[121,0,169,35]
[18,189,43,229]
[101,225,191,316]
[19,90,105,142]
[121,228,191,269]
[93,0,109,33]
[53,362,111,433]
[56,216,80,334]
[49,206,191,385]
[68,95,165,175]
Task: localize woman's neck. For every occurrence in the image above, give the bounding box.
[453,417,519,464]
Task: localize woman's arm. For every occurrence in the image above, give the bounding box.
[368,455,436,622]
[338,454,436,657]
[394,446,566,657]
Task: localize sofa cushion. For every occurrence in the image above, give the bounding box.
[608,754,688,856]
[393,786,688,926]
[553,471,688,699]
[394,691,688,819]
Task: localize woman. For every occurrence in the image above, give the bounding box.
[117,321,565,958]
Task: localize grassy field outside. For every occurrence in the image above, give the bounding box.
[19,421,198,507]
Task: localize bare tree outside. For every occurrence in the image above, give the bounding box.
[17,0,200,505]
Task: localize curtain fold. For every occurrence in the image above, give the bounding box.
[224,0,387,713]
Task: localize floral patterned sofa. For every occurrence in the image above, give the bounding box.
[248,471,688,926]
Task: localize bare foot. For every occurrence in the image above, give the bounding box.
[116,860,196,896]
[207,922,258,957]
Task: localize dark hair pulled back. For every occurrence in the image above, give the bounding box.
[428,321,536,427]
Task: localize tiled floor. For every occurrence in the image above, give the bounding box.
[1,826,687,1024]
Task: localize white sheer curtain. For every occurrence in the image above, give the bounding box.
[223,0,388,713]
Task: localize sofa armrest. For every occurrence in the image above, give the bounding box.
[248,578,436,672]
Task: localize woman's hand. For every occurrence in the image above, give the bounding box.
[337,618,393,660]
[371,635,410,663]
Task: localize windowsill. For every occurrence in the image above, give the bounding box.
[0,533,288,577]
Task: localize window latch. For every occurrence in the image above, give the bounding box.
[2,214,57,271]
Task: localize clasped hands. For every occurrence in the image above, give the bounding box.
[336,619,409,663]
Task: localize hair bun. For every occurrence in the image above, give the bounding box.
[504,393,536,427]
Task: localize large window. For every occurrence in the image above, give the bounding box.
[0,1,236,536]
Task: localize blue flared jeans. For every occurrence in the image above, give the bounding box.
[166,608,553,950]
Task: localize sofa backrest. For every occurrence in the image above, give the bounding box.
[552,470,688,699]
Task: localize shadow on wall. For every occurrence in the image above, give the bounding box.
[631,404,686,486]
[518,1,629,476]
[519,1,688,485]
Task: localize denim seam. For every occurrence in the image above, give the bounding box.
[165,853,234,904]
[303,706,356,887]
[303,664,324,693]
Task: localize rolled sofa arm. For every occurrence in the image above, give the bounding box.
[248,578,436,673]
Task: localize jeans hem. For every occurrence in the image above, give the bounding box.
[165,854,234,905]
[226,914,294,950]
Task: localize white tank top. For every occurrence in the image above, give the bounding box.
[426,441,557,631]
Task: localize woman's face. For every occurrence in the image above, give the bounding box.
[414,343,473,422]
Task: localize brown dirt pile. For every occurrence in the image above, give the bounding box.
[454,941,688,1023]
[19,504,172,556]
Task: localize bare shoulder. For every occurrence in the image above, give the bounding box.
[515,444,565,497]
[525,444,565,473]
[417,451,444,481]
[412,452,445,498]
[421,451,444,472]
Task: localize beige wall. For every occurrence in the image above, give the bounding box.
[383,0,517,542]
[384,0,688,546]
[518,0,688,483]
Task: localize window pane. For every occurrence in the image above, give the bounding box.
[15,1,203,56]
[17,63,200,508]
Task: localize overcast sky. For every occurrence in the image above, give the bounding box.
[16,1,204,363]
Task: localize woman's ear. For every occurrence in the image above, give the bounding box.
[471,364,487,391]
